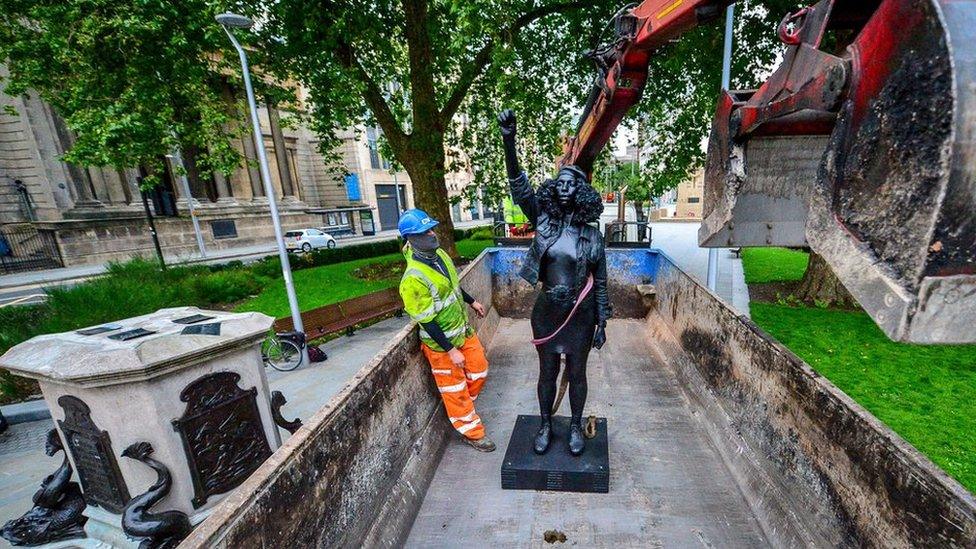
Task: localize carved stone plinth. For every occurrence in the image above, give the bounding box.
[0,307,279,547]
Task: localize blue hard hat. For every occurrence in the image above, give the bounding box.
[398,209,439,236]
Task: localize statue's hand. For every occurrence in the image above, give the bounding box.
[497,109,517,138]
[593,323,607,350]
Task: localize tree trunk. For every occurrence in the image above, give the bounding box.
[402,132,458,257]
[795,251,857,308]
[632,200,648,241]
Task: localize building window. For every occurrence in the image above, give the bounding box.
[327,213,338,225]
[345,173,361,201]
[688,197,700,203]
[366,127,381,169]
[340,212,349,225]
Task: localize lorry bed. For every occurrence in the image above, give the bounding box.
[182,248,976,548]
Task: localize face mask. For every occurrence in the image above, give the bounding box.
[409,232,439,252]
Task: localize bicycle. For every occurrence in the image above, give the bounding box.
[262,331,306,372]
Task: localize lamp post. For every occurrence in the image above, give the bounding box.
[707,4,735,293]
[217,12,306,346]
[166,148,207,258]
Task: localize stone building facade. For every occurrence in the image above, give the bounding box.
[0,75,480,271]
[675,169,704,219]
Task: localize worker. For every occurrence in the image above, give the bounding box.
[397,209,496,452]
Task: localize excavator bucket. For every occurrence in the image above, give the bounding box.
[701,0,976,344]
[699,91,828,248]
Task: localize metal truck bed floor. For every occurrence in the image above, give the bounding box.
[406,318,771,548]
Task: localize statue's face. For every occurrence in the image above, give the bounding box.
[555,172,579,209]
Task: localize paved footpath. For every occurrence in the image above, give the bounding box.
[646,221,750,316]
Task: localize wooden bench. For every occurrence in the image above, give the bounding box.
[274,287,404,338]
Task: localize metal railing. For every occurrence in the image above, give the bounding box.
[492,222,534,247]
[0,224,64,274]
[604,221,652,248]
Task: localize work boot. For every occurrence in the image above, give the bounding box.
[466,435,496,452]
[534,417,552,455]
[568,420,585,456]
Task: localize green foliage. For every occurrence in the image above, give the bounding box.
[0,237,491,401]
[237,237,494,317]
[0,258,264,356]
[635,1,798,196]
[741,247,810,284]
[231,0,619,219]
[455,238,493,259]
[249,239,406,279]
[0,0,291,185]
[236,255,404,318]
[468,227,495,241]
[751,302,976,492]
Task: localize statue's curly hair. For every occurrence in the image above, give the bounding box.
[536,168,604,224]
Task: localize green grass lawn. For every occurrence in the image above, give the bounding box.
[744,248,976,492]
[236,239,494,318]
[741,247,809,284]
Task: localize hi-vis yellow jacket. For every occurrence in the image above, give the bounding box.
[398,245,471,352]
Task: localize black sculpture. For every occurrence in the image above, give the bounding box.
[0,429,87,546]
[270,390,303,435]
[497,109,611,456]
[121,442,191,549]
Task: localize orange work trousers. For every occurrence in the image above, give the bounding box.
[421,334,489,440]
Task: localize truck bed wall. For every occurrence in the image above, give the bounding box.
[648,254,976,547]
[182,247,976,548]
[181,252,499,549]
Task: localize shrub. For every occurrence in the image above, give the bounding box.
[183,270,270,304]
[251,256,284,279]
[469,227,494,241]
[304,239,403,267]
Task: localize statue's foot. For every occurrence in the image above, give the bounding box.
[569,422,585,456]
[533,420,552,455]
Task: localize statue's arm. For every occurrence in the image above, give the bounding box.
[497,109,539,224]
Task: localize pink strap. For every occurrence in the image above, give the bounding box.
[532,274,595,346]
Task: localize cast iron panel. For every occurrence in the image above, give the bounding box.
[172,372,272,508]
[501,415,609,493]
[57,395,131,513]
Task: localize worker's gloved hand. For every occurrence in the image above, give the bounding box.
[448,347,466,368]
[497,109,517,139]
[471,301,487,318]
[592,323,607,350]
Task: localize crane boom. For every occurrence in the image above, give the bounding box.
[559,0,732,172]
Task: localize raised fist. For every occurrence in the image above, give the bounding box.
[497,109,516,137]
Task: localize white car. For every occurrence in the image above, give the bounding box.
[285,228,337,253]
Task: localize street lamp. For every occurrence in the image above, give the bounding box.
[217,12,306,345]
[706,4,735,293]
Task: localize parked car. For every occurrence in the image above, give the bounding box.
[285,229,337,253]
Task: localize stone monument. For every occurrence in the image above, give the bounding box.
[0,307,295,548]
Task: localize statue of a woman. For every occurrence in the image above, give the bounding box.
[497,109,611,456]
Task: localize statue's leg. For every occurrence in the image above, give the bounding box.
[534,350,560,454]
[566,351,590,456]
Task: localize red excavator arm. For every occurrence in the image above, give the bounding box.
[559,0,732,172]
[561,0,976,344]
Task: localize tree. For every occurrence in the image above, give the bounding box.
[633,1,797,194]
[238,0,618,255]
[0,1,290,186]
[795,250,857,308]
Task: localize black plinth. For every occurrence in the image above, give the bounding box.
[501,415,609,493]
